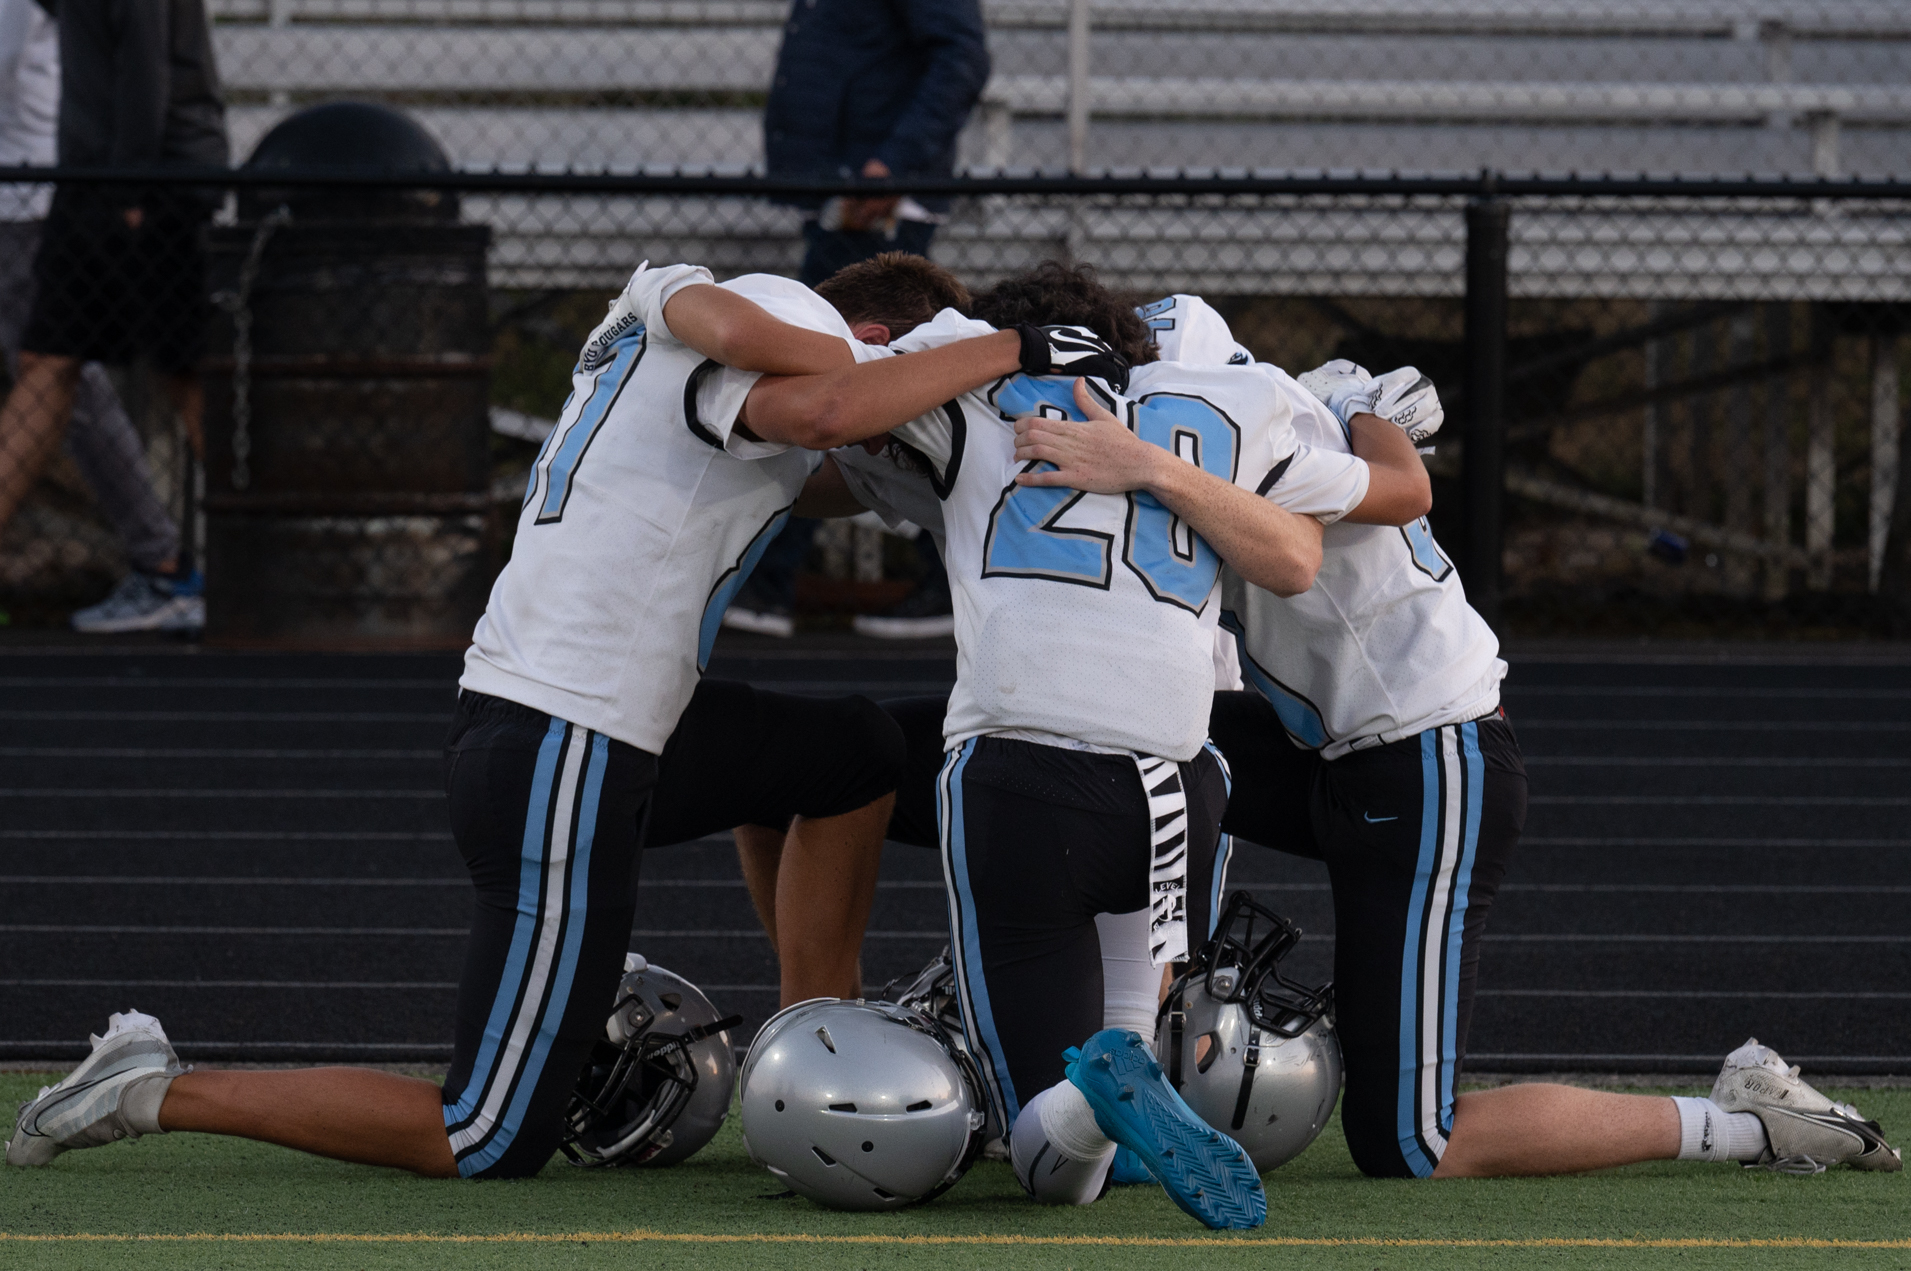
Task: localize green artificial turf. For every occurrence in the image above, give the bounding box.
[2,1074,1907,1270]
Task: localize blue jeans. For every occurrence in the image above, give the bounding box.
[798,219,937,287]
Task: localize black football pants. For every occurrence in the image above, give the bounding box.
[1207,691,1527,1178]
[937,735,1231,1128]
[440,682,903,1177]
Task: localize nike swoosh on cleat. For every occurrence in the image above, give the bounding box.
[1363,812,1397,823]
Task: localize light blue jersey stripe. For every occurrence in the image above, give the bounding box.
[1395,729,1443,1178]
[940,740,1019,1126]
[535,334,645,523]
[698,507,792,670]
[445,717,567,1130]
[1439,722,1486,1129]
[1222,613,1330,750]
[459,732,610,1174]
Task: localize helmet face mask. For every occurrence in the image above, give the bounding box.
[1157,891,1342,1173]
[561,955,740,1168]
[1193,891,1335,1040]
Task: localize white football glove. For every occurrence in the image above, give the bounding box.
[1294,359,1376,427]
[1296,359,1443,446]
[1369,365,1444,445]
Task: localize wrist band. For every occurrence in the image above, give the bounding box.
[1014,324,1049,376]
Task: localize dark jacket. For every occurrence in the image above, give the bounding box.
[763,0,988,208]
[48,0,227,169]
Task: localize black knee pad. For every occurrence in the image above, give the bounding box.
[879,694,949,848]
[747,692,906,826]
[813,693,908,810]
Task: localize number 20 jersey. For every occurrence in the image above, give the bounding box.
[461,265,869,754]
[884,310,1368,762]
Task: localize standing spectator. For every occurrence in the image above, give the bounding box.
[0,0,226,631]
[726,0,987,640]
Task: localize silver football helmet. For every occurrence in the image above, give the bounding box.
[880,947,965,1046]
[560,953,740,1167]
[1156,891,1341,1173]
[740,997,988,1210]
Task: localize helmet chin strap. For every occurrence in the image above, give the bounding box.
[1229,1028,1262,1132]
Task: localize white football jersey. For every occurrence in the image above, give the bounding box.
[869,310,1369,761]
[462,264,878,752]
[1145,294,1507,759]
[835,443,947,545]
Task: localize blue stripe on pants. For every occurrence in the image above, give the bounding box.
[457,731,610,1175]
[1438,723,1484,1131]
[444,716,567,1132]
[1395,728,1443,1178]
[1202,741,1234,937]
[939,739,1019,1128]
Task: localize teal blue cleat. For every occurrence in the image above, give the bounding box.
[1108,1144,1153,1185]
[1065,1029,1265,1229]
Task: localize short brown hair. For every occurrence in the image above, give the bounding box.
[814,253,973,339]
[969,262,1158,367]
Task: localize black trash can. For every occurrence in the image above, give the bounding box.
[202,103,496,649]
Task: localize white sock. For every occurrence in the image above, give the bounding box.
[1672,1096,1768,1163]
[1010,1082,1115,1205]
[119,1070,183,1136]
[1096,909,1162,1035]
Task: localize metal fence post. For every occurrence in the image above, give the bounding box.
[1806,309,1837,590]
[1869,331,1901,594]
[1067,0,1092,175]
[1462,190,1511,629]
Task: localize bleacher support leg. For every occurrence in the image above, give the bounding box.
[1462,194,1511,630]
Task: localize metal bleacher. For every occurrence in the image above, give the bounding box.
[205,0,1911,295]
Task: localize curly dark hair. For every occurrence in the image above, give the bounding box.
[968,261,1158,367]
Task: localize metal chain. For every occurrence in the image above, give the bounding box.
[212,205,293,491]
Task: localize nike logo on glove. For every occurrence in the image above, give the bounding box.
[1363,812,1398,823]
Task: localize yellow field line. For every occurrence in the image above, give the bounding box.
[3,1232,1911,1249]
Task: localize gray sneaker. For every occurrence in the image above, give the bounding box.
[70,570,205,634]
[1711,1038,1902,1173]
[7,1011,187,1167]
[852,582,954,640]
[720,581,794,638]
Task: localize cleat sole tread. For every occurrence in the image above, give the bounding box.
[1068,1030,1265,1230]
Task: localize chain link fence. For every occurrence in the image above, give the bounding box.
[1,168,1907,640]
[3,0,1911,639]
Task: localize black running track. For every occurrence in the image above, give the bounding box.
[3,637,1907,1075]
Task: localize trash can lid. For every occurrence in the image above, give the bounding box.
[246,102,451,175]
[240,103,457,223]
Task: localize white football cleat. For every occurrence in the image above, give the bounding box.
[6,1011,188,1167]
[1710,1038,1901,1174]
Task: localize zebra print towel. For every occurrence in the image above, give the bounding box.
[1136,754,1190,965]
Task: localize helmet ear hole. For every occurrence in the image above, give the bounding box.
[1195,1032,1222,1073]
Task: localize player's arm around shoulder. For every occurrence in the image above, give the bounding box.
[1342,412,1433,526]
[1291,360,1437,527]
[738,328,1022,452]
[660,282,857,376]
[1013,378,1324,597]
